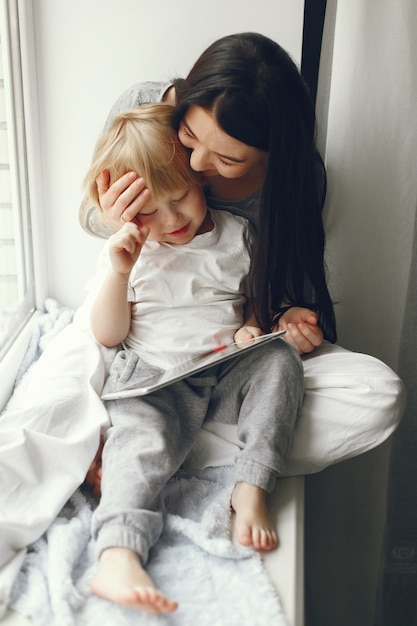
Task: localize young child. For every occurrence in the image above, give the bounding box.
[83,104,304,614]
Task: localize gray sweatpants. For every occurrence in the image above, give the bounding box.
[92,340,303,562]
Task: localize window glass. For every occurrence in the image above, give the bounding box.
[0,0,35,359]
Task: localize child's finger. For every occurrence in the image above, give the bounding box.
[138,226,150,243]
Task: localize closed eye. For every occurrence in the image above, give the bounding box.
[172,190,190,204]
[180,123,194,139]
[217,157,233,167]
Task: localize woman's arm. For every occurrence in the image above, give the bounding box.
[79,197,116,239]
[79,172,151,238]
[80,81,173,238]
[273,306,324,354]
[235,299,323,354]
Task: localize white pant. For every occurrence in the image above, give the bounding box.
[0,321,405,613]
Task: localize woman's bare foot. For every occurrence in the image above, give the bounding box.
[231,482,278,551]
[91,547,178,613]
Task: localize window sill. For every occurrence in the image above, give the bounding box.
[0,310,40,412]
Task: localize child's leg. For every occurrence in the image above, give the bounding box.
[207,340,304,550]
[91,350,214,611]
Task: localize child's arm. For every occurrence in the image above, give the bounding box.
[90,222,149,347]
[234,299,264,343]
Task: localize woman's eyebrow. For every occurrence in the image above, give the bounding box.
[182,120,246,163]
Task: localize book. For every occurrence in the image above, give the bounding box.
[101,330,286,400]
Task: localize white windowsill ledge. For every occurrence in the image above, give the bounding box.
[0,311,41,412]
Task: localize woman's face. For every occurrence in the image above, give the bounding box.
[178,105,268,182]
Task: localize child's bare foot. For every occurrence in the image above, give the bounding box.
[91,547,178,613]
[231,482,278,551]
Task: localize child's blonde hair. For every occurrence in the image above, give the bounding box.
[83,103,200,207]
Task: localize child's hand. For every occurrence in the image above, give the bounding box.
[108,222,149,275]
[273,307,323,355]
[234,325,264,345]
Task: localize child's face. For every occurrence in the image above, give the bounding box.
[134,183,210,245]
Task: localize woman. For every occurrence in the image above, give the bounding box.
[0,34,404,607]
[81,33,335,355]
[79,34,405,477]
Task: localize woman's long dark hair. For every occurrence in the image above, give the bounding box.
[173,32,336,342]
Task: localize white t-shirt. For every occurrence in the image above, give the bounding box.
[91,209,252,369]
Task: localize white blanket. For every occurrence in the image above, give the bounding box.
[1,296,404,621]
[4,300,288,625]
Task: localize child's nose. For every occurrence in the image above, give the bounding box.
[165,207,183,227]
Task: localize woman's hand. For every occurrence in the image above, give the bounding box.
[234,325,264,345]
[108,222,149,275]
[274,307,323,355]
[96,170,151,231]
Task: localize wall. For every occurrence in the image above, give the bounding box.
[26,2,412,625]
[305,3,415,626]
[31,0,304,310]
[323,2,414,372]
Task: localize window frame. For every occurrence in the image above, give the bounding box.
[0,0,45,409]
